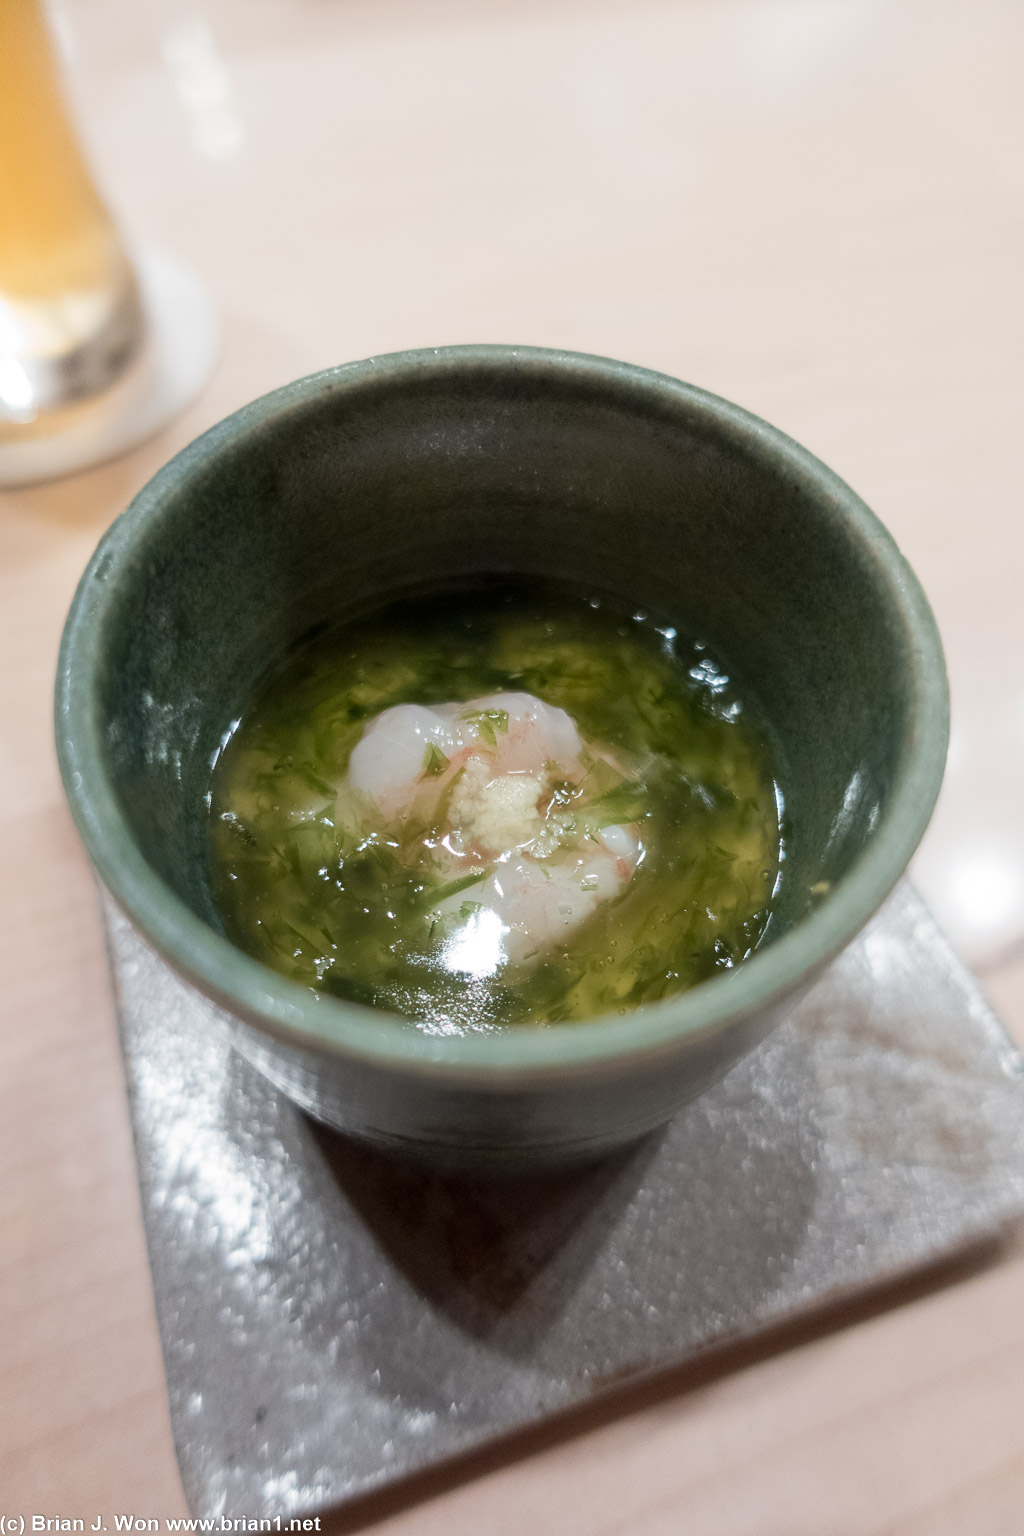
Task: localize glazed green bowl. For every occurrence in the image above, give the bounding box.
[55,345,948,1170]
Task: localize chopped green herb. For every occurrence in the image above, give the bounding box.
[425,870,488,908]
[422,741,450,776]
[209,581,784,1031]
[461,707,510,746]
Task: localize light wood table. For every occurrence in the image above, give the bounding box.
[3,0,1024,1528]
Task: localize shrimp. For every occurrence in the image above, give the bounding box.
[346,703,462,822]
[344,690,642,975]
[347,692,584,822]
[436,827,640,970]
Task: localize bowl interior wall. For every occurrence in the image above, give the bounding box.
[96,366,912,945]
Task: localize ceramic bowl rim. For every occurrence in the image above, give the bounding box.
[55,344,949,1085]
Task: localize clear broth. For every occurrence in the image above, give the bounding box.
[209,582,786,1033]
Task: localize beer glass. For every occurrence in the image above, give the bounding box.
[0,0,144,436]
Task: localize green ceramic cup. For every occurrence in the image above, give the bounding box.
[55,345,948,1170]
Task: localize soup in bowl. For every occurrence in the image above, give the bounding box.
[55,345,948,1169]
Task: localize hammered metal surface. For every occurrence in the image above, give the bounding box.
[105,885,1024,1519]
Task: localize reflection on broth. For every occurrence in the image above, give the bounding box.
[209,583,786,1033]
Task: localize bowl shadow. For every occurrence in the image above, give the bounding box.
[286,1018,823,1422]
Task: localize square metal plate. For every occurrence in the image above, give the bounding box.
[104,885,1024,1519]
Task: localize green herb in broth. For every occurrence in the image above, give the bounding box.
[208,583,786,1033]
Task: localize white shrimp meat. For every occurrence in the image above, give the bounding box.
[344,690,641,976]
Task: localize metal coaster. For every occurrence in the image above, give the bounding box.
[104,885,1024,1519]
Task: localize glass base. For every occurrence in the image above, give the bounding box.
[0,248,219,488]
[0,262,145,428]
